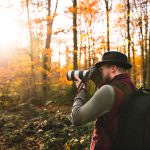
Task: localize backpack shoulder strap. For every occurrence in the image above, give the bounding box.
[101,81,134,145]
[110,81,133,95]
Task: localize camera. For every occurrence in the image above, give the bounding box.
[66,70,89,81]
[66,66,102,85]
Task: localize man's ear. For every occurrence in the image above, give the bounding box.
[111,65,116,73]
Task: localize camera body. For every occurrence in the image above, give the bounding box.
[66,66,102,85]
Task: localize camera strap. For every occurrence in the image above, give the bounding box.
[75,81,87,97]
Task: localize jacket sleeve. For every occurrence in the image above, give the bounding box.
[70,85,115,126]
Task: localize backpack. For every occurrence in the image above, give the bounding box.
[104,82,150,150]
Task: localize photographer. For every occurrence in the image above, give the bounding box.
[70,51,136,150]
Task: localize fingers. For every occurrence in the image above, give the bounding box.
[74,75,81,82]
[74,75,82,88]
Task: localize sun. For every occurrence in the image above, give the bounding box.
[0,6,21,54]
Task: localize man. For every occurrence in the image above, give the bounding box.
[70,51,136,150]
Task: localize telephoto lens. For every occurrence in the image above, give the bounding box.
[66,70,90,81]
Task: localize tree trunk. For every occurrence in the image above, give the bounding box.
[73,0,78,70]
[131,41,136,85]
[84,45,87,69]
[88,33,91,68]
[126,0,131,64]
[43,0,51,100]
[105,0,110,51]
[144,3,148,87]
[26,0,35,99]
[146,32,150,88]
[139,14,145,87]
[43,0,58,100]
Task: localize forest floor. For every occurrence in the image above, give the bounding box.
[0,102,94,150]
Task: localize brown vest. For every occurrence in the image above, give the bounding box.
[90,73,136,150]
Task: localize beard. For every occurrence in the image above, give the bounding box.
[102,72,111,82]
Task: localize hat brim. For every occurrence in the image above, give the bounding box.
[95,60,132,69]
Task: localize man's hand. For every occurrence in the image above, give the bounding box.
[74,76,87,94]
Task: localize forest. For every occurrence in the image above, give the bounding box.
[0,0,150,149]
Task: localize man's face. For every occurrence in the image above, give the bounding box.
[100,64,112,82]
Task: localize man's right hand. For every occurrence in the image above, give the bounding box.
[74,76,87,93]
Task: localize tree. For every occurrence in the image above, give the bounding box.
[126,0,131,64]
[26,0,35,98]
[143,0,149,88]
[133,0,149,87]
[147,32,150,87]
[43,0,58,99]
[73,0,78,70]
[77,0,99,68]
[104,0,112,51]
